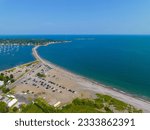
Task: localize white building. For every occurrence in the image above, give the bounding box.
[54,101,61,107]
[0,81,4,86]
[8,99,18,107]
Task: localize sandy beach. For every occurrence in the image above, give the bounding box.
[32,44,150,112]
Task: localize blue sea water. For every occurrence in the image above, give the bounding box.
[0,35,150,99]
[0,45,35,71]
[0,35,36,71]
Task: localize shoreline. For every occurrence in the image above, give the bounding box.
[32,43,150,112]
[0,41,68,72]
[0,60,37,73]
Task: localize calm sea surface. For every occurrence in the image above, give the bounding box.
[1,35,150,99]
[0,35,37,71]
[0,45,34,71]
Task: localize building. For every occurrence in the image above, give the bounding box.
[0,95,3,100]
[8,99,18,107]
[54,101,61,107]
[2,96,10,104]
[0,81,4,86]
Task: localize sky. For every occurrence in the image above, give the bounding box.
[0,0,150,34]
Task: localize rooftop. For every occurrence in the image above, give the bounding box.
[0,81,4,86]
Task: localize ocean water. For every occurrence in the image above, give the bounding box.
[0,45,35,71]
[37,35,150,99]
[0,34,58,71]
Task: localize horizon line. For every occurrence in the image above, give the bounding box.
[0,34,150,36]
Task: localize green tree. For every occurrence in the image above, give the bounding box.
[2,87,10,93]
[0,101,8,113]
[0,73,4,76]
[12,107,18,112]
[10,74,14,79]
[11,79,15,83]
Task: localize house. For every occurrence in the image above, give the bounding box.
[8,99,18,107]
[0,81,4,86]
[2,96,10,104]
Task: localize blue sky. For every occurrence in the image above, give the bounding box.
[0,0,150,34]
